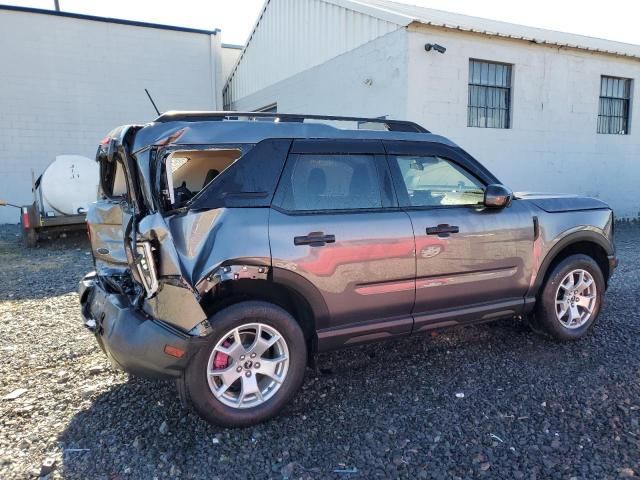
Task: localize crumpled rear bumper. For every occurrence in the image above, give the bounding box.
[79,273,200,379]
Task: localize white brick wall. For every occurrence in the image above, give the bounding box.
[0,9,221,223]
[406,25,640,218]
[230,29,408,120]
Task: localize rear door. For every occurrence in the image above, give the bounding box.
[269,139,416,350]
[384,141,533,332]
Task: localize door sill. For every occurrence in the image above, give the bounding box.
[412,298,525,333]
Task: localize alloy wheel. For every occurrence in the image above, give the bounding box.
[207,323,290,409]
[555,269,597,329]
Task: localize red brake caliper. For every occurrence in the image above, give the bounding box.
[213,341,231,369]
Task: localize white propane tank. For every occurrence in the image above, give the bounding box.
[39,155,99,216]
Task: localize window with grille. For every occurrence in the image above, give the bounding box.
[598,76,631,135]
[468,60,512,129]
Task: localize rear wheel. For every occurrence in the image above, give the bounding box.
[184,301,307,427]
[534,254,605,341]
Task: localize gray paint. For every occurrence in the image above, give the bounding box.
[83,115,616,358]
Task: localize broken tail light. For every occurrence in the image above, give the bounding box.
[135,241,159,298]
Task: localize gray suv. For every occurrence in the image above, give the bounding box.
[79,112,617,427]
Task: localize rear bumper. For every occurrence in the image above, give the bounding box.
[79,273,201,379]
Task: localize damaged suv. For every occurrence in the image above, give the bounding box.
[80,112,617,427]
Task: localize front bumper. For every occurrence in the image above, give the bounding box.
[79,273,200,379]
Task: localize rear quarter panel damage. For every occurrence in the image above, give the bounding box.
[135,208,272,332]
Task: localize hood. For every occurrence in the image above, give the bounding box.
[515,192,611,213]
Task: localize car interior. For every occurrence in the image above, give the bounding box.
[165,149,242,207]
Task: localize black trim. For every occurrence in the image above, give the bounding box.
[0,4,219,35]
[528,230,616,296]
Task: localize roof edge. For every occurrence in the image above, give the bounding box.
[222,43,243,50]
[339,0,640,60]
[0,4,219,35]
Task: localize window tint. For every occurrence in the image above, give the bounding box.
[276,154,382,211]
[468,59,512,129]
[598,76,631,135]
[392,156,485,207]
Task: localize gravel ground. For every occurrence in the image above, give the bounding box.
[0,224,639,479]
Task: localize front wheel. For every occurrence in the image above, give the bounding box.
[184,301,307,427]
[533,254,605,341]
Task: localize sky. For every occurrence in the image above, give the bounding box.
[5,0,640,46]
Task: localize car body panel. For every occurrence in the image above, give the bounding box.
[407,201,534,323]
[80,112,618,380]
[269,209,416,337]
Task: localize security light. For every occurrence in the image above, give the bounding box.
[425,43,446,54]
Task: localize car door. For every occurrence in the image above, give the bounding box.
[384,141,534,332]
[269,139,416,350]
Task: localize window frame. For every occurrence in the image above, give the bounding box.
[467,59,513,129]
[598,75,632,135]
[272,140,396,215]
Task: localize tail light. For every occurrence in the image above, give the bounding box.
[135,241,159,298]
[21,207,30,229]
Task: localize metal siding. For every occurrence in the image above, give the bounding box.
[225,0,399,106]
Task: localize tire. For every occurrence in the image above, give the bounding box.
[534,254,605,341]
[184,301,307,427]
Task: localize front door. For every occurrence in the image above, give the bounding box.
[269,140,416,350]
[384,141,533,332]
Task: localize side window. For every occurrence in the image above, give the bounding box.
[164,148,243,208]
[391,155,485,207]
[275,154,382,211]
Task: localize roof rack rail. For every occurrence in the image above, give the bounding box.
[154,111,429,133]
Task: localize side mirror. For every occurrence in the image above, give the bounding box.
[484,184,513,209]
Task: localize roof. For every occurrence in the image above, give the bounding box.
[0,4,219,35]
[336,0,640,60]
[154,111,428,133]
[132,111,456,153]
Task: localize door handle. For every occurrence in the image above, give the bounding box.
[426,224,459,237]
[294,232,336,247]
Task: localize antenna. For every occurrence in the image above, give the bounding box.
[145,88,161,116]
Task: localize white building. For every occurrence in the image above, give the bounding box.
[225,0,640,219]
[0,6,229,224]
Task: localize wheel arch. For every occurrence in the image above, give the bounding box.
[199,267,330,354]
[531,231,613,296]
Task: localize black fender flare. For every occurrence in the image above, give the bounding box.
[529,229,614,296]
[269,267,331,331]
[196,264,331,332]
